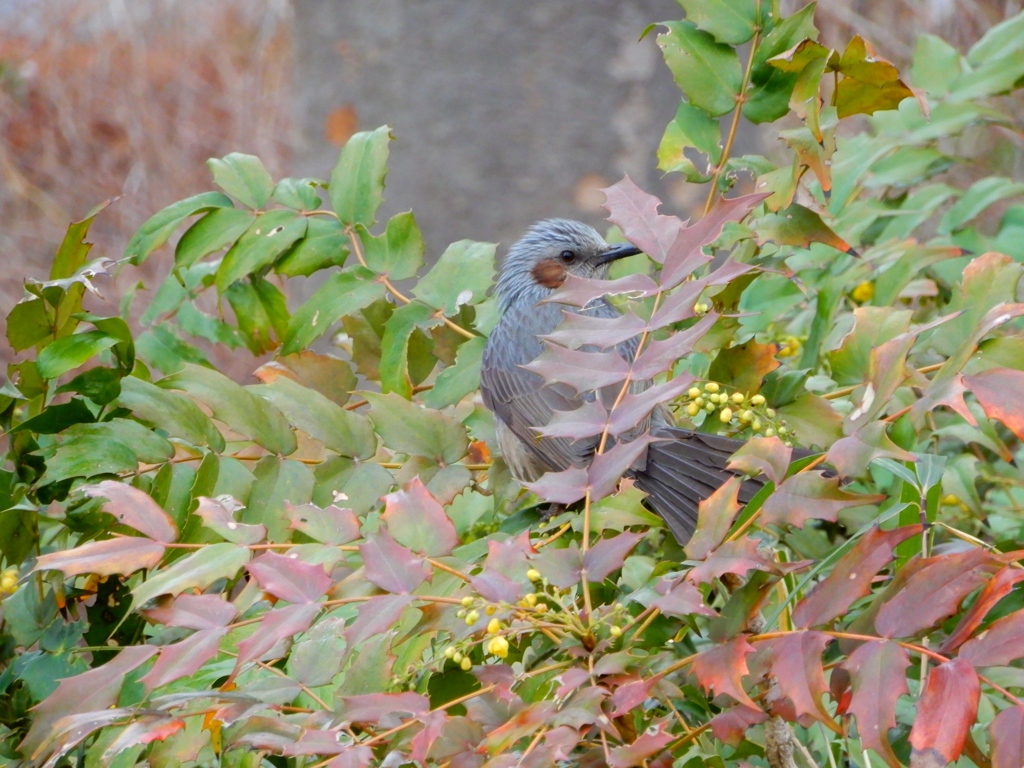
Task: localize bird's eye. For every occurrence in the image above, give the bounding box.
[559,250,577,263]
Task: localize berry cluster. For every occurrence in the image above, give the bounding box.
[676,381,794,446]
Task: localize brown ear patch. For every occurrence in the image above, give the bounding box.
[531,258,567,289]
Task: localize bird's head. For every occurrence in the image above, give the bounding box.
[495,218,641,310]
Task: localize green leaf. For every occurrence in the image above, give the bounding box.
[64,419,175,465]
[248,376,376,460]
[55,367,123,405]
[363,392,468,465]
[216,210,308,292]
[274,216,350,277]
[966,10,1024,66]
[36,330,119,380]
[118,375,226,452]
[313,457,395,516]
[50,199,113,280]
[0,507,36,566]
[132,543,251,606]
[282,266,386,354]
[948,50,1024,101]
[677,0,759,44]
[911,34,963,97]
[414,240,496,316]
[423,336,486,410]
[135,326,211,376]
[174,208,256,270]
[657,101,722,180]
[330,125,392,227]
[159,365,297,456]
[88,315,135,373]
[271,177,324,211]
[754,204,853,253]
[176,303,243,348]
[225,278,287,355]
[244,457,314,542]
[7,299,53,352]
[36,436,138,485]
[125,191,233,265]
[207,153,275,209]
[938,177,1024,235]
[379,301,441,398]
[10,398,95,435]
[357,211,424,280]
[269,351,357,407]
[657,21,743,117]
[743,3,818,123]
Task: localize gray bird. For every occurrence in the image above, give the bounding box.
[481,219,764,544]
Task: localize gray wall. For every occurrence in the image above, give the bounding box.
[292,0,690,254]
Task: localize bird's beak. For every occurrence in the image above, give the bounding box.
[595,243,642,265]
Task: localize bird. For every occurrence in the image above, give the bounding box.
[480,218,766,544]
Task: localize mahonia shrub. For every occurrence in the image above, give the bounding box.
[3,3,1024,768]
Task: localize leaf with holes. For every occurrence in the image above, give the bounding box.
[132,543,251,606]
[194,496,265,545]
[285,503,360,545]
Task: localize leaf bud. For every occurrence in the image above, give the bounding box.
[610,625,622,637]
[731,392,745,404]
[720,407,733,422]
[461,596,474,607]
[465,610,480,625]
[765,408,776,418]
[535,603,548,612]
[688,387,701,398]
[460,655,472,671]
[456,609,466,618]
[740,410,753,422]
[487,618,501,634]
[751,394,766,406]
[527,568,542,582]
[452,651,463,663]
[704,382,720,393]
[485,605,496,615]
[765,428,776,437]
[778,426,788,436]
[525,593,538,606]
[444,646,457,659]
[694,397,704,407]
[487,636,510,659]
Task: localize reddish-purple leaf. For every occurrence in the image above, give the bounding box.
[484,530,536,576]
[687,537,776,585]
[793,525,924,629]
[842,640,911,768]
[991,705,1024,768]
[282,729,350,756]
[524,466,588,506]
[826,422,917,479]
[959,609,1024,667]
[909,658,980,768]
[727,436,792,486]
[608,720,674,768]
[140,627,227,690]
[32,536,164,578]
[941,567,1024,653]
[760,631,834,726]
[530,543,583,588]
[103,717,186,760]
[338,692,429,724]
[647,279,708,331]
[483,702,556,754]
[543,308,649,350]
[588,434,659,501]
[630,313,719,379]
[705,256,759,286]
[82,480,177,542]
[522,344,630,392]
[285,502,361,545]
[762,472,884,529]
[194,496,265,544]
[602,175,682,264]
[247,551,332,604]
[651,579,717,617]
[584,531,645,583]
[360,530,430,594]
[876,548,1000,639]
[232,603,319,676]
[609,676,655,717]
[470,567,523,603]
[141,593,237,629]
[410,711,448,766]
[965,367,1024,441]
[326,746,374,768]
[691,637,760,709]
[709,705,768,746]
[555,667,590,698]
[545,271,659,308]
[685,477,743,561]
[534,397,607,441]
[343,594,414,647]
[607,376,694,437]
[381,477,459,557]
[473,664,518,703]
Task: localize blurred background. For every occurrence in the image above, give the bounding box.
[0,0,1020,319]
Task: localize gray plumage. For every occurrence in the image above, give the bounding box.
[481,219,764,543]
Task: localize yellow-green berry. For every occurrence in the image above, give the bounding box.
[687,387,701,398]
[765,408,776,418]
[453,651,463,663]
[720,407,733,422]
[527,569,542,582]
[460,656,472,671]
[731,392,744,404]
[778,426,788,436]
[444,646,457,659]
[461,596,474,607]
[765,428,776,437]
[487,618,501,634]
[704,382,720,393]
[525,593,538,606]
[751,394,766,406]
[487,636,510,659]
[465,610,480,625]
[485,605,496,615]
[610,625,622,637]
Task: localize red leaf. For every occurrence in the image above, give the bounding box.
[247,551,332,604]
[602,175,682,264]
[826,422,917,479]
[964,367,1024,441]
[530,543,583,588]
[32,536,164,578]
[232,603,319,677]
[990,705,1024,768]
[941,567,1024,652]
[482,702,556,753]
[651,579,717,618]
[762,472,884,529]
[326,746,374,768]
[630,312,719,379]
[194,496,265,544]
[687,537,775,585]
[959,608,1024,667]
[382,477,459,557]
[343,594,414,647]
[608,720,675,768]
[338,692,429,724]
[521,344,630,392]
[727,436,792,486]
[140,627,227,689]
[709,705,768,746]
[607,376,694,437]
[410,711,448,766]
[283,729,351,756]
[588,435,659,501]
[141,593,237,629]
[524,466,588,506]
[555,667,590,698]
[583,531,645,583]
[545,271,659,308]
[484,531,535,576]
[685,477,743,561]
[81,480,177,543]
[760,631,834,726]
[286,502,361,545]
[103,717,185,760]
[691,637,760,709]
[842,640,911,768]
[647,279,709,331]
[875,548,1000,639]
[534,397,607,441]
[610,676,656,718]
[359,530,430,594]
[470,567,523,603]
[793,525,923,629]
[909,658,980,768]
[543,308,649,350]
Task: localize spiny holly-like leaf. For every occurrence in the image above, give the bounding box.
[207,152,274,209]
[908,658,980,768]
[356,211,424,281]
[362,391,468,466]
[470,567,523,604]
[522,344,630,393]
[941,567,1024,652]
[381,477,459,557]
[132,543,251,606]
[651,579,717,618]
[326,746,374,768]
[216,209,308,291]
[608,720,674,768]
[707,339,780,396]
[260,351,357,407]
[285,502,360,545]
[140,627,228,690]
[647,278,708,330]
[545,272,659,308]
[32,536,165,578]
[542,308,648,351]
[834,36,914,119]
[194,496,266,545]
[826,422,917,479]
[607,376,694,437]
[601,175,682,263]
[657,101,721,181]
[761,472,884,529]
[482,701,556,754]
[793,525,923,628]
[589,434,659,501]
[964,367,1024,441]
[710,705,768,746]
[232,603,319,678]
[413,239,496,316]
[842,640,912,768]
[360,530,430,594]
[140,593,238,630]
[338,693,430,724]
[658,21,743,117]
[102,717,186,761]
[583,531,645,583]
[727,436,792,486]
[524,466,589,506]
[282,266,386,354]
[282,729,352,756]
[344,594,414,647]
[247,551,331,604]
[125,191,233,265]
[118,376,225,452]
[330,125,391,228]
[36,330,120,380]
[760,631,834,726]
[530,542,584,589]
[691,637,760,709]
[688,536,776,585]
[754,203,853,253]
[875,548,1000,639]
[990,705,1024,768]
[959,609,1024,667]
[630,312,719,379]
[685,477,743,561]
[534,398,607,441]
